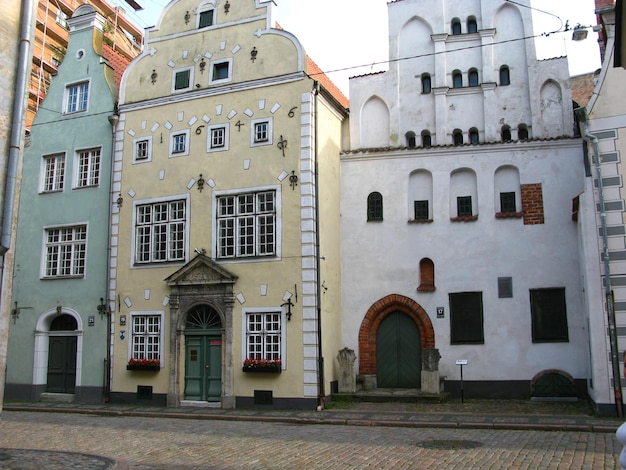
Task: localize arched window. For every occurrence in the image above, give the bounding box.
[421,73,432,94]
[406,132,417,148]
[469,128,479,144]
[421,130,432,148]
[468,68,479,87]
[501,125,512,141]
[467,17,478,33]
[453,129,464,146]
[518,124,529,140]
[452,18,462,35]
[367,192,383,221]
[417,258,436,291]
[452,70,463,88]
[499,66,510,86]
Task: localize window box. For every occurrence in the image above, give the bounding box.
[127,358,160,371]
[242,358,282,373]
[450,215,478,222]
[408,218,433,224]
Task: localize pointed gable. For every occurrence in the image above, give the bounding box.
[165,254,237,286]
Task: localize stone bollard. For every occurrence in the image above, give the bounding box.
[421,347,441,395]
[337,348,357,393]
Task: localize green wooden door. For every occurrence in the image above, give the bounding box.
[184,336,222,401]
[47,336,77,393]
[376,311,421,388]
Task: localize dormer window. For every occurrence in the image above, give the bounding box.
[173,67,193,92]
[198,9,214,28]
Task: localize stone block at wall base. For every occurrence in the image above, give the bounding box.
[421,370,440,395]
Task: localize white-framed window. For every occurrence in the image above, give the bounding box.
[209,59,232,85]
[172,67,193,93]
[133,137,153,163]
[170,129,190,157]
[41,153,65,193]
[250,117,273,147]
[215,189,277,259]
[56,8,68,29]
[207,123,229,152]
[129,311,164,364]
[198,8,214,28]
[43,224,87,278]
[243,307,286,367]
[64,80,89,114]
[133,196,189,265]
[75,147,101,188]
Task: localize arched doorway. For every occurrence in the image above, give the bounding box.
[184,305,223,402]
[46,314,78,394]
[376,311,421,388]
[359,294,434,389]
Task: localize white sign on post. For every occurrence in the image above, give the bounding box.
[456,359,468,365]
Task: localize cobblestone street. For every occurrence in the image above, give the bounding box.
[0,411,621,469]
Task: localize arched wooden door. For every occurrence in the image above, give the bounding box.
[376,311,421,388]
[46,315,78,393]
[184,306,222,402]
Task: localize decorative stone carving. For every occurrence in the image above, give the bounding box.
[337,348,357,393]
[422,347,441,372]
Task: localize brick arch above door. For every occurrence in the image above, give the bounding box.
[358,294,434,375]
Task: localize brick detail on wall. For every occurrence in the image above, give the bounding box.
[357,294,435,376]
[521,183,545,225]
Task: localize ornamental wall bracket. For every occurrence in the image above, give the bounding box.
[277,135,287,157]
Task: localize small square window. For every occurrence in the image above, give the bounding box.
[207,124,229,152]
[414,200,429,220]
[250,118,273,147]
[174,69,191,90]
[213,62,229,81]
[198,9,214,28]
[134,137,152,163]
[500,192,516,212]
[457,196,472,217]
[170,130,190,157]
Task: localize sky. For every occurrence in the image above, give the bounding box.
[118,0,603,96]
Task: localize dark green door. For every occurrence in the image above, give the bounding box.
[47,336,77,393]
[184,336,222,401]
[376,311,421,388]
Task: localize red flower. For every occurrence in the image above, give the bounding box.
[128,358,160,367]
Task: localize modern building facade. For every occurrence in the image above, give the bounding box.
[341,0,589,400]
[5,5,127,403]
[108,0,347,408]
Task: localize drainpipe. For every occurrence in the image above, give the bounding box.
[312,81,325,409]
[576,107,623,418]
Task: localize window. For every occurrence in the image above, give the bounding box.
[135,199,187,264]
[414,200,429,220]
[453,129,464,145]
[76,148,101,188]
[468,69,479,87]
[530,288,568,342]
[42,153,65,192]
[469,128,479,144]
[421,73,432,93]
[217,191,276,259]
[210,60,232,84]
[134,137,152,163]
[173,68,192,91]
[130,313,162,363]
[421,130,432,147]
[451,18,462,35]
[499,66,510,86]
[250,118,273,147]
[56,8,68,29]
[367,192,383,221]
[406,132,417,148]
[452,71,463,88]
[207,124,229,152]
[170,130,190,157]
[500,192,517,212]
[501,125,512,141]
[518,124,529,140]
[44,225,87,278]
[457,196,472,216]
[417,258,435,291]
[449,292,484,344]
[245,311,282,363]
[467,17,478,33]
[65,81,89,113]
[198,9,214,28]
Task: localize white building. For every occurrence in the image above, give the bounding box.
[341,0,589,401]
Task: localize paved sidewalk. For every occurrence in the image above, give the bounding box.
[2,399,623,433]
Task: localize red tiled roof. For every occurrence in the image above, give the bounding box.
[102,44,132,89]
[306,57,349,109]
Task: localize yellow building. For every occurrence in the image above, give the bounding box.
[109,0,347,409]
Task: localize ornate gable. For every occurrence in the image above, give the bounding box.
[165,254,237,286]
